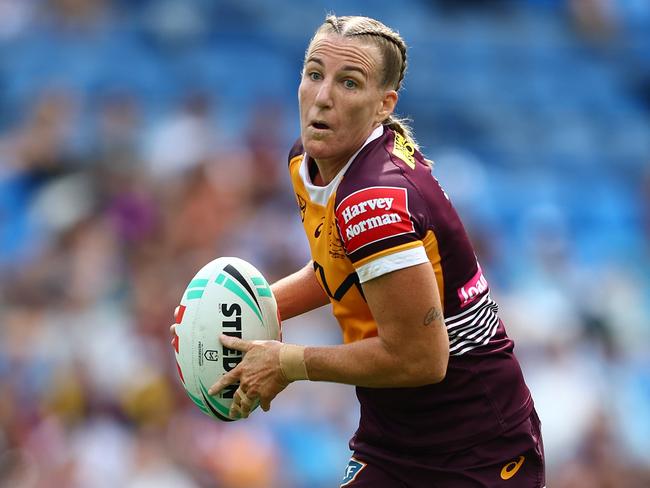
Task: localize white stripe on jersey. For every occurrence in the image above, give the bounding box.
[445,293,491,325]
[445,294,500,356]
[355,246,429,283]
[449,315,499,355]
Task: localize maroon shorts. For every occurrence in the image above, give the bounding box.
[340,409,545,488]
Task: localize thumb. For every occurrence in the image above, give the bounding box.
[260,399,272,412]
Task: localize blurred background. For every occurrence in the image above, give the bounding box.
[0,0,649,486]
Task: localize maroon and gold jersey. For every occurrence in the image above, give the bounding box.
[289,126,533,452]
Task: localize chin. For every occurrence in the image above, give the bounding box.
[302,138,333,159]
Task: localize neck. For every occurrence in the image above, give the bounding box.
[313,156,350,185]
[308,124,384,185]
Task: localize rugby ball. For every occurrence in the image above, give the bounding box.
[172,257,281,421]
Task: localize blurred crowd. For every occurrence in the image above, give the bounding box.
[0,0,649,487]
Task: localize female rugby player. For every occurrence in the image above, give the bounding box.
[205,15,545,487]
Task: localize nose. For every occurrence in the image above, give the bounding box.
[314,79,333,108]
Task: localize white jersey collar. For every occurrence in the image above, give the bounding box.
[299,125,384,207]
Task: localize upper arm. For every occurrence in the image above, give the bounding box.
[333,156,449,375]
[361,262,449,381]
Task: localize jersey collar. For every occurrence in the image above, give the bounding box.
[300,125,384,207]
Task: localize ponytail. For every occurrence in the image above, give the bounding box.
[384,115,419,151]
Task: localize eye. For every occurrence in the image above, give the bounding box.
[308,71,322,81]
[343,79,358,89]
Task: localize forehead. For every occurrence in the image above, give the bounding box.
[305,34,382,76]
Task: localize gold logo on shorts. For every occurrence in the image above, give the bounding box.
[500,456,525,480]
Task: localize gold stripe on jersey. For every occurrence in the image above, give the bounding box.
[290,152,378,344]
[289,155,303,167]
[353,240,424,269]
[422,230,445,312]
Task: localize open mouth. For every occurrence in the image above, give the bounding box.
[311,122,330,130]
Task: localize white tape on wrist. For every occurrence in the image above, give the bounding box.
[279,344,308,381]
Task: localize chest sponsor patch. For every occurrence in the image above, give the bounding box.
[335,186,414,254]
[458,264,489,307]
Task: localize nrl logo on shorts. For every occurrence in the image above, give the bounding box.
[340,457,367,486]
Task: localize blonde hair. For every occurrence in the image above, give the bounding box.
[307,15,418,149]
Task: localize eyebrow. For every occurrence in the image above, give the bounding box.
[305,56,368,78]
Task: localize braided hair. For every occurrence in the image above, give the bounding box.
[308,15,418,149]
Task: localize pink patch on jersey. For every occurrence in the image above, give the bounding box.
[458,265,489,307]
[335,186,414,254]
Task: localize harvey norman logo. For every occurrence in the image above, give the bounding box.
[341,197,401,241]
[335,186,414,254]
[340,197,395,224]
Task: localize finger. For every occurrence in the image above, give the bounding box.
[260,399,272,412]
[229,402,242,419]
[220,334,254,353]
[208,371,240,396]
[169,324,177,336]
[236,388,250,404]
[234,403,249,419]
[237,390,257,419]
[229,390,251,418]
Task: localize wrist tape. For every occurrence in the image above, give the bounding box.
[279,344,309,381]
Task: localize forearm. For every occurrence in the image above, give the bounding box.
[271,261,329,320]
[297,263,449,388]
[276,264,448,388]
[304,334,447,388]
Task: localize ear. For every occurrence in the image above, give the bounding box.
[376,90,398,123]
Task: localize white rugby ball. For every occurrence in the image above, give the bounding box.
[172,257,281,421]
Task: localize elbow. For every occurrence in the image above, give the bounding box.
[429,355,448,384]
[380,335,449,387]
[423,353,448,385]
[428,335,450,384]
[405,351,449,386]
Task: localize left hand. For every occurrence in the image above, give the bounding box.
[208,334,289,419]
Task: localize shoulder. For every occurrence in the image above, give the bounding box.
[337,128,433,202]
[333,128,436,262]
[335,128,436,228]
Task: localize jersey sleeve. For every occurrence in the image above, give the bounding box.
[334,180,430,283]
